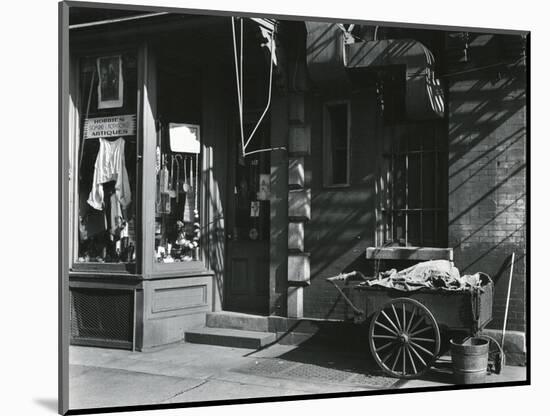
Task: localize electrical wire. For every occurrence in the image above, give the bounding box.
[439,56,525,78]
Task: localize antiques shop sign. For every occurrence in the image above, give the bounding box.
[84,114,136,139]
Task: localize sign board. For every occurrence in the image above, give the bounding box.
[169,123,201,153]
[257,174,270,200]
[84,115,136,140]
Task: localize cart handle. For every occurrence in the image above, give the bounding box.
[325,271,365,317]
[326,271,367,283]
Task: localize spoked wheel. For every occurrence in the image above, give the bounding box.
[369,298,440,378]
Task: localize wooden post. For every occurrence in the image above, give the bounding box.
[140,42,157,277]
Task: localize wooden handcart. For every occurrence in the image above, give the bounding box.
[326,270,498,379]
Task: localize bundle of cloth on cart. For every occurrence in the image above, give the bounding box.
[361,260,490,292]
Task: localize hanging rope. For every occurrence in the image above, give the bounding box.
[231,17,286,157]
[244,27,274,150]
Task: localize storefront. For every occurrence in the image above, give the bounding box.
[66,11,285,350]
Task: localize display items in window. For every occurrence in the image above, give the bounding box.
[155,123,202,263]
[97,55,124,109]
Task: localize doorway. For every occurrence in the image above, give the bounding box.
[224,119,271,315]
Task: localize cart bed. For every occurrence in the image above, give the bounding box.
[347,280,493,334]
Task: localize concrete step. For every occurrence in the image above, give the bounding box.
[206,311,269,332]
[185,327,276,349]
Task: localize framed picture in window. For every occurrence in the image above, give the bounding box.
[97,55,124,109]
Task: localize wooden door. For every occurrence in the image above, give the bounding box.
[225,121,270,315]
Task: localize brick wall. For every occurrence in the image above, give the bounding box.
[447,53,527,332]
[303,89,378,320]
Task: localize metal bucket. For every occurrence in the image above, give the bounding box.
[450,337,489,384]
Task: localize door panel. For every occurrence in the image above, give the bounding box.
[230,258,249,294]
[226,242,269,314]
[225,119,270,315]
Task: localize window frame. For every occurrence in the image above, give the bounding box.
[322,100,351,188]
[69,45,141,275]
[147,45,209,276]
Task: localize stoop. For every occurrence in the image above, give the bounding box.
[206,311,270,332]
[184,312,275,349]
[185,312,365,350]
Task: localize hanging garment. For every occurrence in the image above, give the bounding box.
[79,192,106,241]
[87,137,132,210]
[88,181,126,241]
[160,155,170,194]
[106,184,127,240]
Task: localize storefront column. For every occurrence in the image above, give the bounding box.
[269,91,289,316]
[287,92,311,318]
[202,63,229,313]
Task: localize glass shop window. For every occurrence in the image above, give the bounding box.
[323,101,350,186]
[154,123,202,263]
[77,52,138,264]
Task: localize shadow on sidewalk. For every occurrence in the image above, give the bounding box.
[263,321,388,377]
[248,321,459,385]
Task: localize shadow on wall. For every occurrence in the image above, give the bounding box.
[270,164,289,314]
[205,163,226,310]
[304,189,376,320]
[447,37,526,331]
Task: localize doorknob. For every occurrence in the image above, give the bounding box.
[227,233,233,240]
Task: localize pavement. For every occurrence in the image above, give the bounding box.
[69,341,527,412]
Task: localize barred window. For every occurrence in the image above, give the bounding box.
[377,122,447,247]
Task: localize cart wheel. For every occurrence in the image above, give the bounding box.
[369,298,440,378]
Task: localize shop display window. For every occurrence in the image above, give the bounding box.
[76,51,138,264]
[154,123,202,263]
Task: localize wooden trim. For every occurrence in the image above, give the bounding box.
[68,56,80,266]
[134,288,144,351]
[69,270,142,278]
[71,262,137,273]
[68,275,143,289]
[140,41,155,277]
[365,246,453,261]
[69,12,170,30]
[59,4,70,414]
[70,338,133,350]
[151,261,211,277]
[151,284,208,314]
